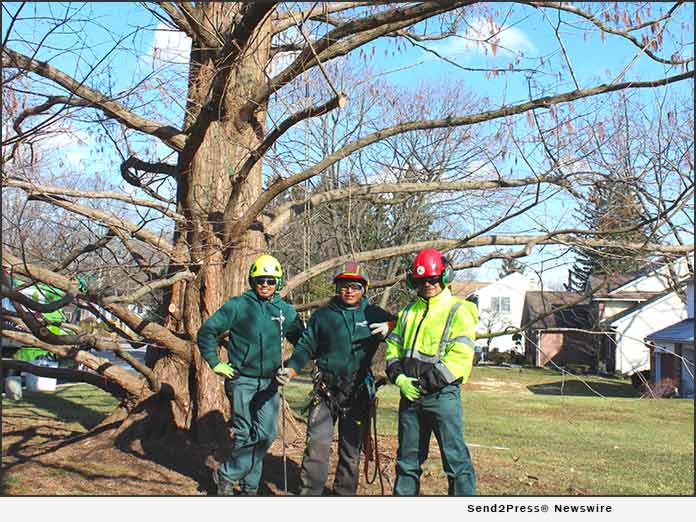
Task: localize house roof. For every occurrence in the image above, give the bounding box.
[450,281,489,297]
[606,283,687,327]
[523,291,592,330]
[646,318,695,345]
[592,291,662,301]
[589,255,693,296]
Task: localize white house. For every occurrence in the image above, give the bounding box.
[609,287,688,375]
[453,272,536,353]
[595,255,693,374]
[594,255,693,323]
[646,280,695,398]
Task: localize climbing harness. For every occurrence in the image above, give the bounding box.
[309,368,366,419]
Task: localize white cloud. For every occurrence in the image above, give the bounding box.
[35,126,91,166]
[267,51,299,78]
[143,23,191,69]
[428,17,536,59]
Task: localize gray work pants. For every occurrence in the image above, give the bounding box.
[299,388,368,495]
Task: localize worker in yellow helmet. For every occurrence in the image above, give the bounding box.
[197,254,304,495]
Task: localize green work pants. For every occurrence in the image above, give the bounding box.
[393,383,476,496]
[219,375,280,494]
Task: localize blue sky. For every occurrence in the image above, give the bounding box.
[3,2,693,285]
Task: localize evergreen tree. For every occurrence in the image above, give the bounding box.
[499,257,526,278]
[565,180,650,292]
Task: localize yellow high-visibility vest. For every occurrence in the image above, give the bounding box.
[385,287,478,384]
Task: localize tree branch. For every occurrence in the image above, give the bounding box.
[265,174,566,237]
[528,1,692,66]
[102,270,195,305]
[1,48,187,150]
[282,234,693,294]
[272,3,374,34]
[24,193,175,256]
[5,177,183,222]
[248,1,474,115]
[223,93,347,221]
[53,231,117,272]
[2,252,192,361]
[2,358,126,397]
[0,330,145,396]
[227,69,695,242]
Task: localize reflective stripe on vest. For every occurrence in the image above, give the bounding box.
[439,302,476,355]
[399,300,475,382]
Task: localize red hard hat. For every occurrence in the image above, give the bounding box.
[334,261,369,286]
[411,248,446,278]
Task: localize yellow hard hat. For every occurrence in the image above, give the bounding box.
[248,254,284,289]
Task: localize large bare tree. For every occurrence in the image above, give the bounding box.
[1,2,693,449]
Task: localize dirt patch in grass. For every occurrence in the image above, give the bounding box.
[2,403,408,496]
[2,402,517,496]
[464,379,527,393]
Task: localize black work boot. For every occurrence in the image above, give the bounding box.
[213,469,235,496]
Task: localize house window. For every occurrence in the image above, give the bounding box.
[491,296,511,313]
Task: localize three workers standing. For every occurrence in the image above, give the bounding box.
[197,248,479,496]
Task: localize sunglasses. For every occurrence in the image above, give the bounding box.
[254,277,277,286]
[338,282,365,291]
[415,276,441,287]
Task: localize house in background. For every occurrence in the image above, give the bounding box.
[591,255,692,324]
[522,291,596,370]
[593,256,692,375]
[604,285,688,376]
[452,272,536,354]
[646,279,694,398]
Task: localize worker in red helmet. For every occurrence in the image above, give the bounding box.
[276,261,395,495]
[385,248,479,495]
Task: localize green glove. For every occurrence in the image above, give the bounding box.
[395,374,421,401]
[212,362,235,379]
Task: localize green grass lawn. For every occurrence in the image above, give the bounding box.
[284,367,694,495]
[3,368,693,495]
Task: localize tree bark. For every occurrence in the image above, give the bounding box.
[146,5,273,444]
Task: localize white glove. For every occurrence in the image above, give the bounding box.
[369,321,392,339]
[275,367,296,386]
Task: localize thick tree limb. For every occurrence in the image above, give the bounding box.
[0,330,145,396]
[2,252,192,361]
[155,2,197,41]
[265,175,567,237]
[24,193,175,256]
[227,69,695,243]
[272,3,374,34]
[1,48,187,151]
[2,358,126,397]
[5,177,183,222]
[102,270,195,305]
[8,307,160,392]
[282,234,694,294]
[249,1,474,114]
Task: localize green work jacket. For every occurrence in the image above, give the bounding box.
[385,287,478,390]
[287,296,394,379]
[197,290,304,378]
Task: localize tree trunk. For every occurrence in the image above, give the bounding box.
[121,5,272,445]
